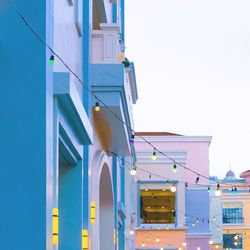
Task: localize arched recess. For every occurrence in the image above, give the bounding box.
[99,163,115,250]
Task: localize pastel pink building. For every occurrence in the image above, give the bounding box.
[134,132,212,250]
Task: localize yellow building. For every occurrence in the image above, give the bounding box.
[220,170,250,250]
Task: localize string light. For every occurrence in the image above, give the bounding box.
[209,240,213,245]
[129,229,134,235]
[155,238,160,242]
[170,184,177,193]
[152,150,157,160]
[192,222,195,227]
[231,187,237,193]
[142,243,145,247]
[10,0,248,193]
[49,54,54,65]
[130,166,136,176]
[94,102,100,112]
[182,242,187,247]
[195,176,200,184]
[129,133,135,144]
[215,184,221,196]
[172,164,177,173]
[196,218,199,223]
[207,187,211,192]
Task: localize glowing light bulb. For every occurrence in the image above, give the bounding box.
[170,184,176,193]
[152,151,157,160]
[142,243,145,247]
[129,229,134,235]
[94,102,100,111]
[130,167,136,176]
[209,240,213,244]
[49,54,55,65]
[182,242,187,246]
[156,238,160,243]
[215,189,221,196]
[172,164,177,173]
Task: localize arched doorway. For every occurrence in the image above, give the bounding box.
[99,164,114,250]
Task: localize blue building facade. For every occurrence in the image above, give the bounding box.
[0,0,138,250]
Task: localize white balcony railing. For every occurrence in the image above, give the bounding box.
[91,23,125,64]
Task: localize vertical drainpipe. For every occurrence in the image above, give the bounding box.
[112,156,118,249]
[120,157,125,250]
[82,0,92,237]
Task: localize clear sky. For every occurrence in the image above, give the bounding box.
[125,0,250,179]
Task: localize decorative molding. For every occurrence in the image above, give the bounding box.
[136,150,187,164]
[135,135,212,144]
[54,72,93,145]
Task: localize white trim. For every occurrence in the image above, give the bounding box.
[135,135,212,144]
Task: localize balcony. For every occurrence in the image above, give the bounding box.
[91,23,125,64]
[90,24,138,157]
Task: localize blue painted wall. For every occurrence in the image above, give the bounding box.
[186,189,210,233]
[0,1,48,249]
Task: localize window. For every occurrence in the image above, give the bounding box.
[222,208,243,224]
[140,188,176,224]
[223,234,243,249]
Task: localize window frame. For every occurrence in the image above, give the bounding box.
[222,207,244,224]
[137,180,178,227]
[223,233,243,249]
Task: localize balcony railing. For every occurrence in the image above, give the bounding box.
[91,23,125,64]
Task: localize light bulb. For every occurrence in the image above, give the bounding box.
[215,189,221,196]
[129,229,134,235]
[170,184,176,192]
[142,243,145,247]
[195,176,200,184]
[49,54,55,65]
[152,151,157,160]
[94,102,100,111]
[207,187,211,192]
[182,242,187,246]
[130,133,135,144]
[209,240,213,245]
[156,238,160,242]
[130,167,136,176]
[172,164,177,173]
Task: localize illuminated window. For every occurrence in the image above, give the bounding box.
[223,234,243,249]
[140,188,176,224]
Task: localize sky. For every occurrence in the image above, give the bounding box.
[125,0,250,179]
